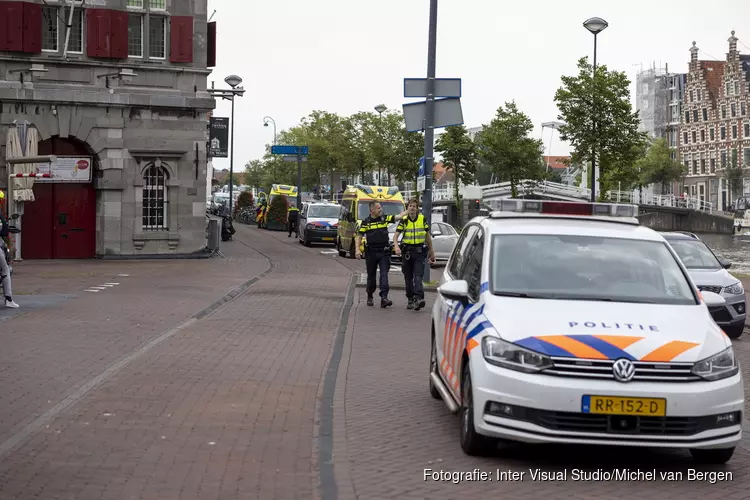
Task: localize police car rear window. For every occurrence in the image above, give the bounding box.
[489,234,697,306]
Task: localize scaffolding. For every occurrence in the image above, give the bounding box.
[636,63,670,140]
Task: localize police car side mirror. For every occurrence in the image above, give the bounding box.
[702,291,726,308]
[720,259,732,269]
[431,229,441,237]
[438,280,469,303]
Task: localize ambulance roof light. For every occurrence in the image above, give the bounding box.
[489,199,638,220]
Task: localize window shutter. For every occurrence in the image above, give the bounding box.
[169,16,193,63]
[206,21,216,67]
[109,10,128,58]
[22,2,41,53]
[86,8,111,57]
[0,1,24,52]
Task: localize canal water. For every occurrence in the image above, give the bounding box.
[698,234,750,275]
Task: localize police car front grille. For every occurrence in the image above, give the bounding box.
[545,358,701,382]
[697,285,723,294]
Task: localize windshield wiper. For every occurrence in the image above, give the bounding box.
[492,292,554,299]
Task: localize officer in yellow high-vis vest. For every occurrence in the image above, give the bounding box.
[393,198,435,311]
[287,201,300,238]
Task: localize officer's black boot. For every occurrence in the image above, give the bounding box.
[381,296,392,308]
[367,295,374,307]
[406,297,415,310]
[414,297,426,311]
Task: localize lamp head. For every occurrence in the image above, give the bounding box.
[374,104,387,114]
[583,17,608,35]
[224,74,242,88]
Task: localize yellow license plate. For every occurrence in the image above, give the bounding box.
[322,237,334,241]
[582,395,666,416]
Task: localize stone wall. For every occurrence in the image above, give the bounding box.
[638,210,734,234]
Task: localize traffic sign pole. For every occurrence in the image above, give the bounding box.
[422,0,438,283]
[296,153,302,208]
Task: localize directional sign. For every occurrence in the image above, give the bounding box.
[404,78,461,98]
[418,157,425,177]
[417,176,426,192]
[402,97,464,133]
[283,155,308,162]
[271,145,308,155]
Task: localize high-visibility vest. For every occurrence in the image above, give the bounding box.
[399,214,428,245]
[289,206,299,212]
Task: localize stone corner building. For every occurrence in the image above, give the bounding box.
[679,32,750,211]
[0,0,216,258]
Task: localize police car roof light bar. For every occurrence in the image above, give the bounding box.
[490,199,638,218]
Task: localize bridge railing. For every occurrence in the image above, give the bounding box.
[606,190,714,213]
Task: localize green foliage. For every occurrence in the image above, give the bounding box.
[726,149,744,197]
[267,194,288,225]
[236,190,254,212]
[554,57,647,197]
[436,125,478,219]
[636,138,684,194]
[475,102,544,197]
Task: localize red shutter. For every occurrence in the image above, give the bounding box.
[170,16,193,63]
[109,10,128,58]
[86,8,111,57]
[0,1,24,52]
[22,2,41,53]
[206,21,216,67]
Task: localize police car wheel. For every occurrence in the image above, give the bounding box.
[429,334,441,400]
[724,324,744,339]
[689,447,735,464]
[459,363,496,456]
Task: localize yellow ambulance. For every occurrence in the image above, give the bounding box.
[336,184,405,258]
[258,183,298,229]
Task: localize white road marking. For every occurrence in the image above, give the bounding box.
[89,287,108,290]
[320,249,339,255]
[84,289,101,292]
[117,274,129,277]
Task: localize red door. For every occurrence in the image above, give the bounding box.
[21,183,54,259]
[21,183,96,259]
[52,183,96,258]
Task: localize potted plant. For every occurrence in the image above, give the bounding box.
[266,194,288,231]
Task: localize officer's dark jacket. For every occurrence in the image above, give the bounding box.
[0,214,8,238]
[358,214,395,249]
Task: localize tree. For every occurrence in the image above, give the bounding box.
[637,138,684,194]
[554,57,647,198]
[726,149,744,199]
[475,102,544,197]
[436,125,477,218]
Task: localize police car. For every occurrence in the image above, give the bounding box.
[430,199,743,464]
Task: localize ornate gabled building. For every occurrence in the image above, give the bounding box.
[680,32,750,210]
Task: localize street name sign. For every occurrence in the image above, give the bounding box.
[403,97,464,133]
[271,145,308,155]
[283,155,308,162]
[404,78,461,98]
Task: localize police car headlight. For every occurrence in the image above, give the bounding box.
[691,347,739,381]
[481,337,553,373]
[306,223,314,230]
[723,282,744,295]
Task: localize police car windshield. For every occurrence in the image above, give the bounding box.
[490,234,698,305]
[308,205,340,219]
[357,201,403,220]
[665,238,723,270]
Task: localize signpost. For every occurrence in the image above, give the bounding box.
[404,78,461,98]
[403,97,464,133]
[416,157,425,193]
[271,145,308,207]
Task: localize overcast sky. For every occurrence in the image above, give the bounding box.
[208,0,750,172]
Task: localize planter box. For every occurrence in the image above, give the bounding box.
[267,221,286,231]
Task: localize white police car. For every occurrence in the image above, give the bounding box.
[429,199,743,463]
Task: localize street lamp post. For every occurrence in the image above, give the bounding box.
[583,16,608,202]
[541,121,565,174]
[374,104,386,186]
[208,75,245,214]
[263,116,277,145]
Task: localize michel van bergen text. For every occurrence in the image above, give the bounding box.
[424,469,733,483]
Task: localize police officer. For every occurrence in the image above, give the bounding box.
[393,198,435,311]
[0,190,18,309]
[355,201,407,308]
[288,200,300,238]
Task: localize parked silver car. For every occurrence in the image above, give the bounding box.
[662,232,746,338]
[391,221,459,265]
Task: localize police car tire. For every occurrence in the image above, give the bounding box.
[689,447,735,464]
[459,364,497,456]
[724,324,744,339]
[429,335,442,400]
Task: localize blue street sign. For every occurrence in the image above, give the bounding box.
[271,145,309,155]
[418,157,425,177]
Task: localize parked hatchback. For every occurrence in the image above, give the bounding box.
[662,232,746,338]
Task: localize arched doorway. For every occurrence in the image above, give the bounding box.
[22,136,96,259]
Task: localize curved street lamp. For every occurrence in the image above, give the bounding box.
[263,116,277,145]
[582,17,608,202]
[208,75,245,213]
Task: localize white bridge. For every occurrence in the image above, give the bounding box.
[403,180,714,213]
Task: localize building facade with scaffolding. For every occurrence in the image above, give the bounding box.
[0,0,216,259]
[679,32,750,212]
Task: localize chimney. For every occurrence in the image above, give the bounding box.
[690,41,699,68]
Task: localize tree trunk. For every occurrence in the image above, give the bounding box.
[454,169,461,223]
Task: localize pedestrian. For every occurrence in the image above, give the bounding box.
[0,190,19,309]
[287,200,300,238]
[393,198,436,311]
[355,201,407,308]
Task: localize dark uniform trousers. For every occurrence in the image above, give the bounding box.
[288,210,299,237]
[402,244,426,300]
[366,245,391,298]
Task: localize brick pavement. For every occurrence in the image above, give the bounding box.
[332,286,750,500]
[0,224,356,500]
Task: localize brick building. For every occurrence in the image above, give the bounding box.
[0,0,216,258]
[680,32,750,210]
